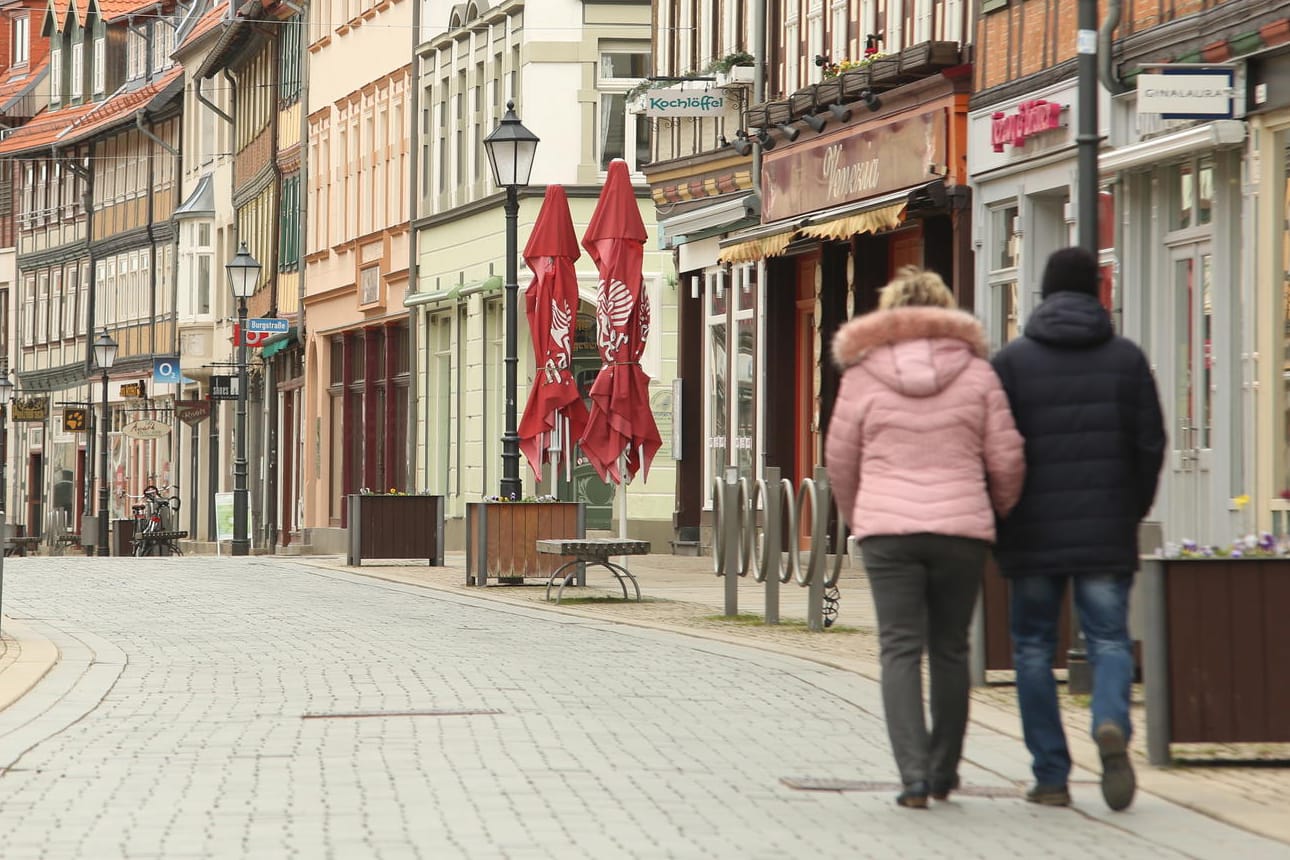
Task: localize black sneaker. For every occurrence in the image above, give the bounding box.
[1095,721,1136,811]
[1025,783,1071,806]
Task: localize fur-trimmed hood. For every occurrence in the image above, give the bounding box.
[831,306,989,398]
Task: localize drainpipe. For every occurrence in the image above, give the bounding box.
[1098,0,1129,95]
[57,147,95,543]
[407,0,421,489]
[196,76,233,125]
[751,0,765,201]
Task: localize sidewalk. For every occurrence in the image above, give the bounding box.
[296,549,1290,846]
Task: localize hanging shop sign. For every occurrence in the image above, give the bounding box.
[62,407,88,433]
[990,100,1068,151]
[762,107,947,222]
[120,418,171,440]
[210,375,240,400]
[175,399,212,426]
[1137,69,1235,119]
[12,395,49,422]
[642,87,728,117]
[120,381,147,399]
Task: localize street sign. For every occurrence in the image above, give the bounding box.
[246,317,289,334]
[210,375,240,400]
[153,356,181,384]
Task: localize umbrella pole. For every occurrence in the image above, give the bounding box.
[618,449,629,570]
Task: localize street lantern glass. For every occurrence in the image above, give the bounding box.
[483,101,539,188]
[225,241,261,299]
[93,329,118,371]
[0,373,12,403]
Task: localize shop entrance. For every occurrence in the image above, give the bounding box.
[1165,241,1214,543]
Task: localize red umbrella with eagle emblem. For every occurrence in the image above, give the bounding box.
[517,184,589,482]
[578,159,662,486]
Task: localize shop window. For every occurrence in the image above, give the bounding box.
[704,268,728,498]
[1170,157,1214,232]
[988,204,1021,348]
[733,264,756,478]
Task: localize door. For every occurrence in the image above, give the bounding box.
[1166,242,1214,543]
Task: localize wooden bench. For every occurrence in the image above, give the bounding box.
[538,538,651,604]
[4,536,41,557]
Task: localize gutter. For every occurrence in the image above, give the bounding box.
[1099,0,1130,95]
[407,0,422,489]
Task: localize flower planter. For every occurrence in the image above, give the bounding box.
[867,56,901,85]
[346,494,445,566]
[787,87,817,118]
[813,79,842,108]
[1140,557,1290,764]
[898,40,962,77]
[978,556,1073,672]
[715,65,755,86]
[465,501,585,585]
[838,68,872,100]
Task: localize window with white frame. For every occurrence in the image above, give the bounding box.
[127,27,146,80]
[597,41,652,172]
[428,312,454,494]
[92,36,104,94]
[784,11,800,93]
[831,0,848,61]
[12,15,28,65]
[807,0,824,72]
[704,267,728,495]
[70,43,83,100]
[988,203,1021,349]
[153,21,174,72]
[732,263,757,478]
[50,48,62,104]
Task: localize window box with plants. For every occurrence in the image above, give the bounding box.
[465,496,586,586]
[1140,531,1290,765]
[346,489,446,566]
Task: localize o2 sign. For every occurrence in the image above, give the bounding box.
[153,356,181,384]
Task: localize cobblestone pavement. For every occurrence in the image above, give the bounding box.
[0,556,1287,859]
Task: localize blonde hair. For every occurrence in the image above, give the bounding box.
[878,266,955,310]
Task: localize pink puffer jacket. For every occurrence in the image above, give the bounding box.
[825,306,1025,543]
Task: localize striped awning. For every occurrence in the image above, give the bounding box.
[718,231,794,264]
[797,203,905,242]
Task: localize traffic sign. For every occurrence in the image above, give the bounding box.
[246,317,289,334]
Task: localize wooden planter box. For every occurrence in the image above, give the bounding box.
[787,87,817,118]
[346,494,445,566]
[465,501,585,585]
[867,56,901,85]
[898,40,962,77]
[838,68,872,100]
[813,79,842,108]
[1141,557,1290,764]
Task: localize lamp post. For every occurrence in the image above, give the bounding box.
[0,370,12,519]
[225,242,260,557]
[93,329,118,556]
[482,100,539,501]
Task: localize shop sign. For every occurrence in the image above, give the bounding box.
[63,407,88,433]
[120,381,146,398]
[120,418,171,440]
[642,87,728,117]
[1137,70,1235,119]
[991,100,1067,151]
[12,395,48,422]
[210,375,240,400]
[175,399,211,426]
[761,108,947,222]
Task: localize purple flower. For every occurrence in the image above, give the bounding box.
[1182,539,1198,552]
[1230,548,1243,558]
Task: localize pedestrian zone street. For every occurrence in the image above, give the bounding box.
[0,556,1285,860]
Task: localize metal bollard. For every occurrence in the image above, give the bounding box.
[762,467,781,626]
[807,468,829,631]
[723,467,739,617]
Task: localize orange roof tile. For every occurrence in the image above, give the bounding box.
[176,4,226,52]
[0,56,47,113]
[96,0,161,23]
[59,65,182,144]
[0,101,97,156]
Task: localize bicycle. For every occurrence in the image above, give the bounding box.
[127,485,186,557]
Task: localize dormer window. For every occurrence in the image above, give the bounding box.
[71,43,83,99]
[127,26,147,80]
[12,15,28,65]
[50,46,62,104]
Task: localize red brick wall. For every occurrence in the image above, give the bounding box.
[976,0,1247,93]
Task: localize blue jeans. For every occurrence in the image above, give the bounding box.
[1010,573,1134,787]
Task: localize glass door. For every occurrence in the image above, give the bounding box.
[1166,242,1213,543]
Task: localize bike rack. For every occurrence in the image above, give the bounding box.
[713,465,845,631]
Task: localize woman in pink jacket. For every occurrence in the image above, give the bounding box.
[826,267,1025,809]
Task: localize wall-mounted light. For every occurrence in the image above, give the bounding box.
[828,103,852,122]
[714,270,726,299]
[775,121,800,142]
[860,90,882,112]
[803,113,827,133]
[731,129,753,156]
[690,275,700,300]
[756,128,776,150]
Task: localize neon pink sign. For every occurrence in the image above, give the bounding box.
[990,100,1066,152]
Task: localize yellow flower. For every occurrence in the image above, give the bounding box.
[1232,494,1250,511]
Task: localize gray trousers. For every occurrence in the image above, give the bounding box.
[861,533,987,787]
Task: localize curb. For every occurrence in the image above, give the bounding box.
[0,617,61,716]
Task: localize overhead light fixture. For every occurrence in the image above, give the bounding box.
[756,128,776,150]
[828,103,852,122]
[775,121,800,142]
[861,90,882,112]
[803,113,827,133]
[731,130,753,156]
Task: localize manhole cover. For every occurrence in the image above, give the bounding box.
[302,708,502,719]
[780,777,1019,798]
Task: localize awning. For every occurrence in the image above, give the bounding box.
[404,274,502,308]
[1099,120,1245,175]
[261,327,299,359]
[717,187,915,264]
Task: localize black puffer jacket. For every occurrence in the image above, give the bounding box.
[990,292,1166,578]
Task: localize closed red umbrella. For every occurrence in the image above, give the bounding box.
[518,185,589,481]
[578,159,662,485]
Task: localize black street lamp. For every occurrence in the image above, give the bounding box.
[482,100,539,500]
[93,329,118,556]
[225,241,260,557]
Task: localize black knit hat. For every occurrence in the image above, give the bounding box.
[1041,246,1099,298]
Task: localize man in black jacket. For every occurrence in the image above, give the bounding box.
[992,246,1166,812]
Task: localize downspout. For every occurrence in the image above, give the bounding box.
[751,0,765,201]
[407,2,421,490]
[60,148,95,533]
[196,77,233,125]
[1098,0,1129,95]
[263,41,285,552]
[135,112,179,356]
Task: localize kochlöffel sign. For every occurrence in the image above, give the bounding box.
[643,88,727,118]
